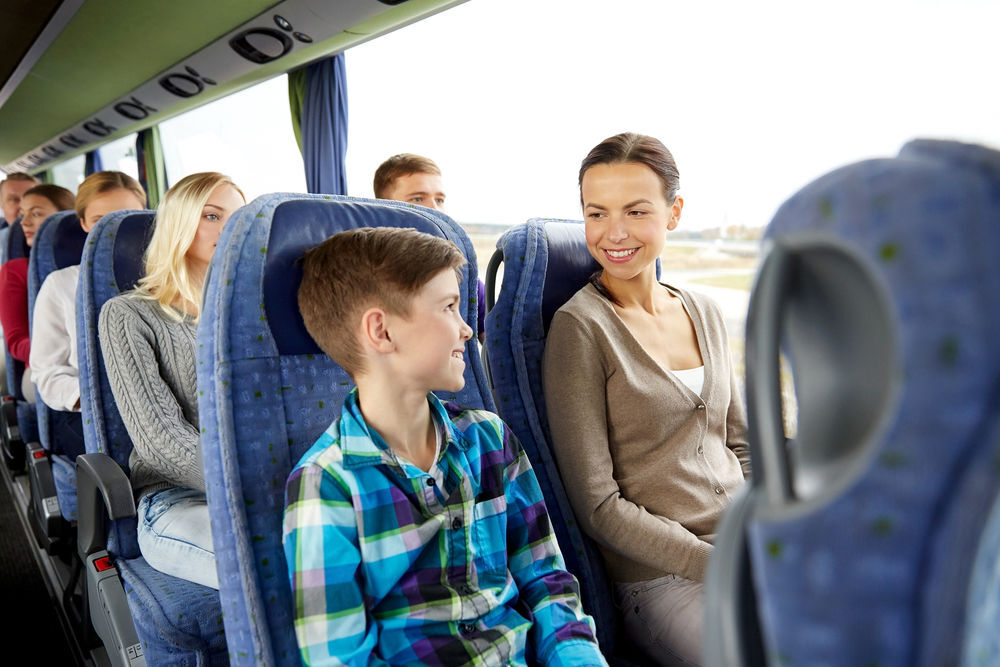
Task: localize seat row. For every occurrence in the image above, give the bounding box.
[4,136,1000,667]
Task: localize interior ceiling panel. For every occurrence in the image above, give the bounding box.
[0,0,465,172]
[0,0,64,92]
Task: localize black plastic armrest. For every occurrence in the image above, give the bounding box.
[76,452,136,561]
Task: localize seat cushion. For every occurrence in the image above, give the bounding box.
[118,556,228,666]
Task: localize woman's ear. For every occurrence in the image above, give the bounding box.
[668,196,684,231]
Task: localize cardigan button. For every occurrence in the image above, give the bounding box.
[714,486,723,494]
[696,404,706,410]
[697,446,704,455]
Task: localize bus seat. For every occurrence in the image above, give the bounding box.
[483,218,656,666]
[77,208,229,667]
[1,219,38,471]
[704,139,1000,666]
[27,210,87,530]
[197,193,493,665]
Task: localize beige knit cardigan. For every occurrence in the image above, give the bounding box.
[542,282,750,584]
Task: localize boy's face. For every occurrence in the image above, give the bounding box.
[387,268,473,393]
[384,172,446,211]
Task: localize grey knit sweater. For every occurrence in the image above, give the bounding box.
[98,293,202,500]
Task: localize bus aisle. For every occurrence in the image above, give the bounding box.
[0,462,82,665]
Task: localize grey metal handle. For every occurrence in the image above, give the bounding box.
[745,241,795,506]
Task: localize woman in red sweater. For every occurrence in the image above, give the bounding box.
[0,184,76,364]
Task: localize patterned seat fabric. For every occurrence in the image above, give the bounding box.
[485,219,657,665]
[197,194,492,665]
[77,209,228,665]
[27,210,86,520]
[3,220,37,444]
[737,139,1000,666]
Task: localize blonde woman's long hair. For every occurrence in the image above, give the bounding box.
[134,172,243,320]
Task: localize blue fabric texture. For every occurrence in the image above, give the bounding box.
[84,149,103,176]
[485,219,639,662]
[301,54,348,195]
[27,210,85,520]
[3,221,33,425]
[198,193,493,666]
[78,208,226,665]
[746,139,1000,666]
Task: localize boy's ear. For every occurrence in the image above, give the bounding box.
[360,307,394,354]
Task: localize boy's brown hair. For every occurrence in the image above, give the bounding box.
[298,227,466,378]
[373,154,441,199]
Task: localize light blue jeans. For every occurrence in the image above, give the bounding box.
[137,487,218,589]
[614,574,704,666]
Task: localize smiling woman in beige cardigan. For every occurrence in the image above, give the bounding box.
[542,133,750,667]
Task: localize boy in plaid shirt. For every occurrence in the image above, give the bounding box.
[284,227,605,666]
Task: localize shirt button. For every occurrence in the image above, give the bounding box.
[714,486,723,494]
[452,517,463,530]
[461,584,475,595]
[696,404,706,411]
[459,622,475,635]
[426,478,436,487]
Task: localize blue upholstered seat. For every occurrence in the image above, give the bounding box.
[197,193,492,665]
[484,218,658,665]
[2,220,38,448]
[77,208,228,665]
[705,139,1000,666]
[27,210,87,521]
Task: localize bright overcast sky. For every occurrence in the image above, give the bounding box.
[343,0,1000,230]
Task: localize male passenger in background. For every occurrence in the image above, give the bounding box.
[374,154,487,344]
[284,227,606,666]
[1,172,38,227]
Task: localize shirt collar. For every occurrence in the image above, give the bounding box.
[338,389,471,469]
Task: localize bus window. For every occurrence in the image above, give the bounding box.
[49,154,85,190]
[160,75,307,201]
[98,133,139,180]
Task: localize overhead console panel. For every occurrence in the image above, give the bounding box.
[1,0,466,173]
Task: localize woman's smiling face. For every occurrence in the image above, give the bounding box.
[582,161,681,284]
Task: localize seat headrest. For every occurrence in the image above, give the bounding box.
[109,211,156,291]
[262,198,475,356]
[5,220,27,261]
[540,221,600,332]
[42,211,86,271]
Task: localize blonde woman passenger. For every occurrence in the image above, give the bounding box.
[98,172,244,588]
[542,133,750,666]
[30,172,146,456]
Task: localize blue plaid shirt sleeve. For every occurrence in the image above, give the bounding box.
[501,427,608,667]
[283,437,388,667]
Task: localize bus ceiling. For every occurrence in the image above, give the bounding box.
[0,0,467,174]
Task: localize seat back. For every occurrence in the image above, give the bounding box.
[198,193,493,665]
[77,208,156,556]
[3,220,30,404]
[28,210,86,452]
[706,139,1000,666]
[484,218,660,660]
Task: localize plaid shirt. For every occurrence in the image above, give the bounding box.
[283,390,605,667]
